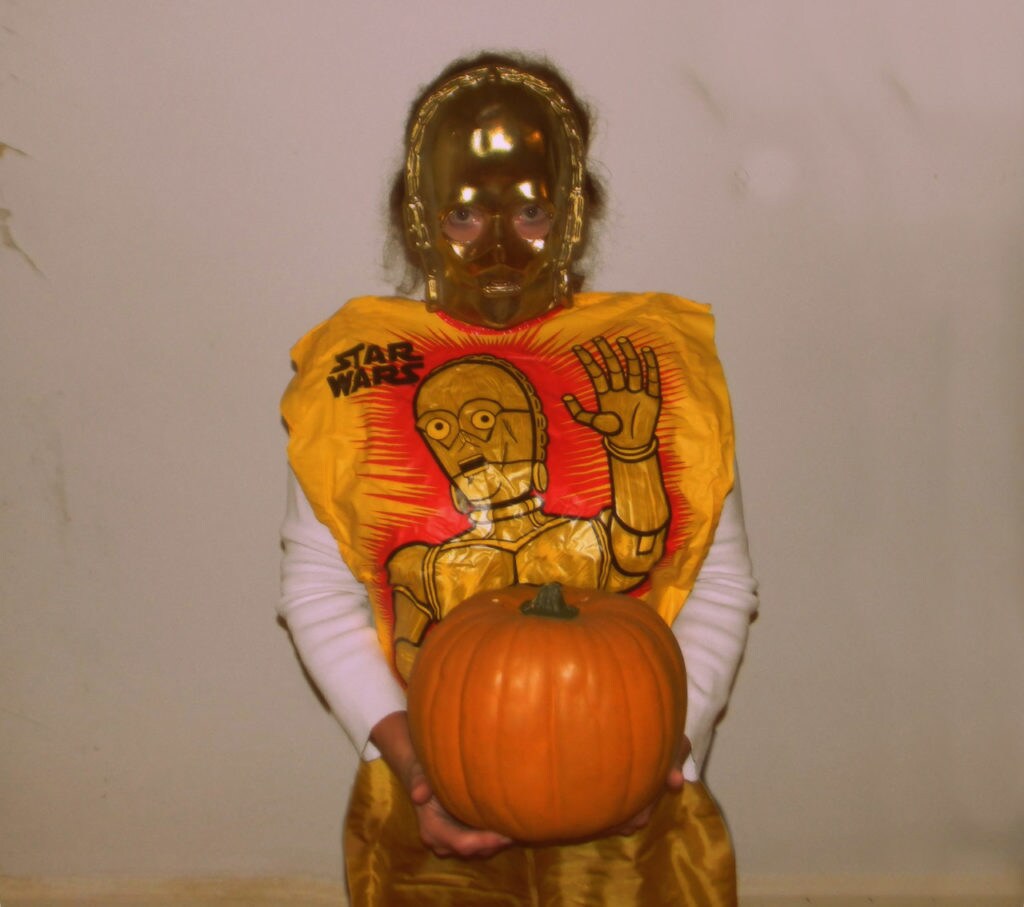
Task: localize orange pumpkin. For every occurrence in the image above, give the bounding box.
[406,582,687,843]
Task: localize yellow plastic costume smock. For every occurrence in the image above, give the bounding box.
[282,291,738,906]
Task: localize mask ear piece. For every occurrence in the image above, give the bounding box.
[403,198,430,251]
[557,268,571,304]
[425,275,440,307]
[404,194,443,306]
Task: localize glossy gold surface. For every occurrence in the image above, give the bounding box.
[404,65,585,329]
[345,757,737,906]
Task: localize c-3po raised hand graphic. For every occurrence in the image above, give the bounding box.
[387,336,670,681]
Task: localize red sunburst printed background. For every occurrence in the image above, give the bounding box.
[346,315,693,630]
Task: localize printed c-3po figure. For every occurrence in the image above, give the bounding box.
[387,334,670,682]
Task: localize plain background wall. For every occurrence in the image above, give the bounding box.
[2,0,1022,892]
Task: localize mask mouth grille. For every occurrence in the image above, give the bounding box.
[481,280,522,297]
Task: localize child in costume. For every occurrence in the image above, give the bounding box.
[280,54,758,906]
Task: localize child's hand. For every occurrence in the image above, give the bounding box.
[412,780,513,859]
[371,710,513,859]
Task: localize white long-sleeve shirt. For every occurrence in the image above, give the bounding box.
[279,468,757,781]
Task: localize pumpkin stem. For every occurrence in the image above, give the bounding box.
[520,583,579,619]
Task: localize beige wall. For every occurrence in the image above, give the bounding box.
[1,0,1021,893]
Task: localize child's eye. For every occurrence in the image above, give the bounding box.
[513,205,553,241]
[442,207,485,242]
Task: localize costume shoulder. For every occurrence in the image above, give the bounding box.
[572,291,720,357]
[283,296,427,429]
[288,296,425,371]
[574,290,710,314]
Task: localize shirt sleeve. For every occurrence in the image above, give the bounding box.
[278,467,405,761]
[674,471,759,780]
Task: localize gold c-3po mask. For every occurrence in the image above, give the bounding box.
[404,65,586,329]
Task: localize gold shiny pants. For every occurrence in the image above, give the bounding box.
[344,758,736,906]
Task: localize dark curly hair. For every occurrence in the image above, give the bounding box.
[387,51,605,295]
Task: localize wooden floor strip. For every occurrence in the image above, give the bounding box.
[1,875,1020,906]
